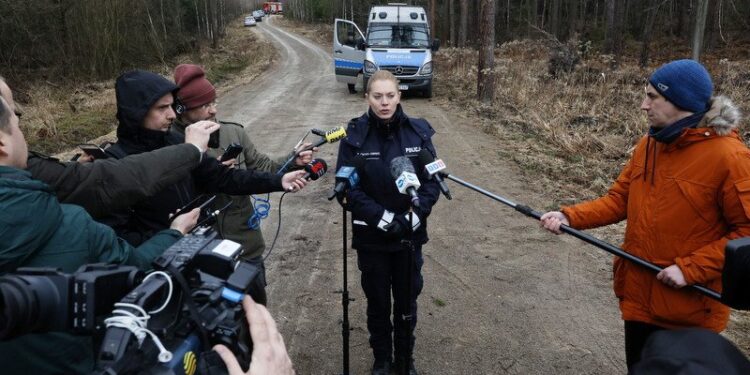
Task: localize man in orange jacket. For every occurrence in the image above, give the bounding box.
[540,59,750,370]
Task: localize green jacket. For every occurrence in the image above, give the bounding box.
[173,119,294,259]
[26,143,201,220]
[0,166,182,374]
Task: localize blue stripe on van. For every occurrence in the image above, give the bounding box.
[335,59,364,69]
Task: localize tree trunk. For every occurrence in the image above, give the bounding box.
[477,0,496,103]
[430,0,436,39]
[605,0,615,53]
[527,0,538,36]
[567,0,578,40]
[160,0,167,42]
[612,0,624,67]
[692,0,709,61]
[458,0,468,46]
[449,0,456,46]
[639,0,661,67]
[549,0,560,38]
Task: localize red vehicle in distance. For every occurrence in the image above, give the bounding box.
[263,2,283,14]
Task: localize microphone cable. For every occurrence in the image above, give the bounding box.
[244,142,302,232]
[247,194,271,230]
[262,191,288,262]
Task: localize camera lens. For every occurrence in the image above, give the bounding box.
[0,275,66,340]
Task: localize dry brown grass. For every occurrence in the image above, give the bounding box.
[16,17,276,158]
[435,42,750,205]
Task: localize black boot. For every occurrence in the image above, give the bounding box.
[371,359,391,375]
[393,357,418,375]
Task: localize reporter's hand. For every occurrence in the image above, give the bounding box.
[656,265,687,288]
[540,211,570,235]
[281,170,307,192]
[78,152,94,163]
[185,121,221,152]
[169,207,200,235]
[293,143,318,166]
[221,158,237,169]
[214,296,295,375]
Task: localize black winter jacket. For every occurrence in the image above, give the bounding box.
[336,105,441,251]
[26,143,201,220]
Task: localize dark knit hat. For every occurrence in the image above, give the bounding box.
[649,59,713,113]
[173,64,216,110]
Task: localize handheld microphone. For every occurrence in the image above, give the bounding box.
[277,127,346,174]
[310,126,347,148]
[390,156,420,208]
[303,158,328,181]
[327,156,365,200]
[417,149,452,200]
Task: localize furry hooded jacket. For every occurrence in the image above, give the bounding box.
[562,96,750,332]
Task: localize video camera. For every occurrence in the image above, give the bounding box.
[0,226,261,374]
[0,264,143,340]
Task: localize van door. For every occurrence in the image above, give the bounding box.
[333,19,366,85]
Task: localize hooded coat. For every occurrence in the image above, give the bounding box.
[0,166,182,374]
[561,97,750,331]
[104,71,284,245]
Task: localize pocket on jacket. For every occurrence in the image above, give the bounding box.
[674,179,718,224]
[649,281,709,326]
[734,179,750,220]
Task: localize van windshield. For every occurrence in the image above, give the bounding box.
[367,24,430,48]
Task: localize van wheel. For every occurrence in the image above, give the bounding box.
[347,83,357,94]
[362,76,369,95]
[423,82,433,98]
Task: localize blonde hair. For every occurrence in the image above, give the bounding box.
[366,70,399,93]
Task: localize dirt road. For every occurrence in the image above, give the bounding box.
[219,16,625,374]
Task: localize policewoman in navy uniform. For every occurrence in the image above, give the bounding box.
[336,70,441,375]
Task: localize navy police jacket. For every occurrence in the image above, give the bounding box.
[336,105,441,252]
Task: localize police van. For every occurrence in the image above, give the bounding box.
[333,4,440,97]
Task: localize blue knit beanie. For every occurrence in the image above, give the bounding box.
[649,59,713,113]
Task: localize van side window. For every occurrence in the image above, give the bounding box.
[338,24,358,48]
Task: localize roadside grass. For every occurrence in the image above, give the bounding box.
[435,43,750,205]
[15,18,275,156]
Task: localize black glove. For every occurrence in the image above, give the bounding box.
[382,219,405,240]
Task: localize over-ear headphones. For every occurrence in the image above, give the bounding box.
[173,96,186,115]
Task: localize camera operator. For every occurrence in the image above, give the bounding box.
[0,93,200,374]
[213,296,295,375]
[0,76,215,221]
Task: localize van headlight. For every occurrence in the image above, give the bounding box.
[364,60,377,74]
[420,62,433,75]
